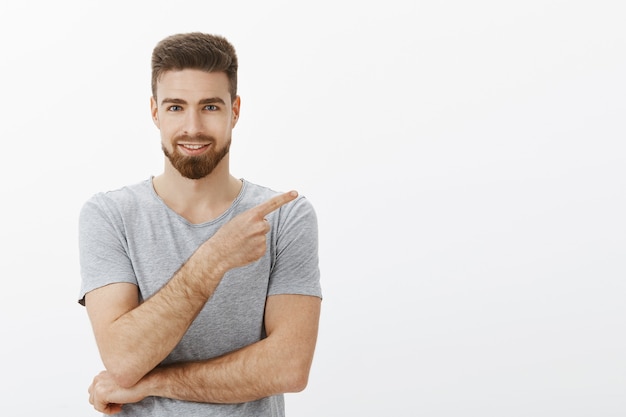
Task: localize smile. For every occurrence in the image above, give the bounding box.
[181,144,207,150]
[178,143,211,155]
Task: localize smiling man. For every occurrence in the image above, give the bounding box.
[78,32,322,416]
[156,71,235,181]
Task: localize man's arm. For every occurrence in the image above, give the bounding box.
[150,294,321,402]
[85,191,299,389]
[84,252,223,388]
[88,294,321,411]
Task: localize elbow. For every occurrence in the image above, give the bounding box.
[111,371,143,389]
[280,359,312,393]
[287,373,309,393]
[103,357,146,389]
[106,368,141,389]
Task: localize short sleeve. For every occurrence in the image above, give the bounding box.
[78,194,138,305]
[268,196,322,299]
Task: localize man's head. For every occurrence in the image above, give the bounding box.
[150,33,241,180]
[151,32,238,103]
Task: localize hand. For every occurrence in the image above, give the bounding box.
[88,370,146,415]
[208,191,298,272]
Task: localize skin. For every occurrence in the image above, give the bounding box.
[85,69,321,414]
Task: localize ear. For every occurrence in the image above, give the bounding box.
[150,96,160,128]
[231,95,241,128]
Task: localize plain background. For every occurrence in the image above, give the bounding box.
[1,1,624,416]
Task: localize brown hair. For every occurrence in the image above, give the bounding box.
[151,32,238,101]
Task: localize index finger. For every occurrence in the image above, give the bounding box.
[254,190,298,217]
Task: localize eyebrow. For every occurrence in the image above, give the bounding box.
[160,97,227,106]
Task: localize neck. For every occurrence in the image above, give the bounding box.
[153,157,242,224]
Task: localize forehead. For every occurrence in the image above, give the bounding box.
[156,69,231,101]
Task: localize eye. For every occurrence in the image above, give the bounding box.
[167,105,183,112]
[204,105,219,111]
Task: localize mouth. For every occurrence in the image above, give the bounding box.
[178,143,211,156]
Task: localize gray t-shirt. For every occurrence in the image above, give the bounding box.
[78,178,322,416]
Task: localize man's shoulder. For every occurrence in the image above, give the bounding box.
[81,178,154,218]
[89,178,152,202]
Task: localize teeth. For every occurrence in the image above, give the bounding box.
[182,144,205,150]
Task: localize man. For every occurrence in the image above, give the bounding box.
[78,32,322,416]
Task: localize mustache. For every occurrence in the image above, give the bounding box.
[173,133,216,144]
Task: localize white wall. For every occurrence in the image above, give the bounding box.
[1,1,624,416]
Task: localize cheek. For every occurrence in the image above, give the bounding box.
[159,126,177,146]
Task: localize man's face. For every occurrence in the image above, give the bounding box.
[151,69,240,180]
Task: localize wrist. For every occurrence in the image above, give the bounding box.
[142,364,191,402]
[141,367,165,398]
[200,239,230,277]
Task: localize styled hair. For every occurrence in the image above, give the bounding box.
[151,32,238,101]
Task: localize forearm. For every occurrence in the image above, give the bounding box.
[140,337,310,404]
[88,295,320,412]
[87,339,305,412]
[92,245,226,387]
[135,294,321,404]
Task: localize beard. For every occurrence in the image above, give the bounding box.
[162,134,231,180]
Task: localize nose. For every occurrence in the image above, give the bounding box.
[183,110,203,136]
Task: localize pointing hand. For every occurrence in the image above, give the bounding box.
[208,191,298,272]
